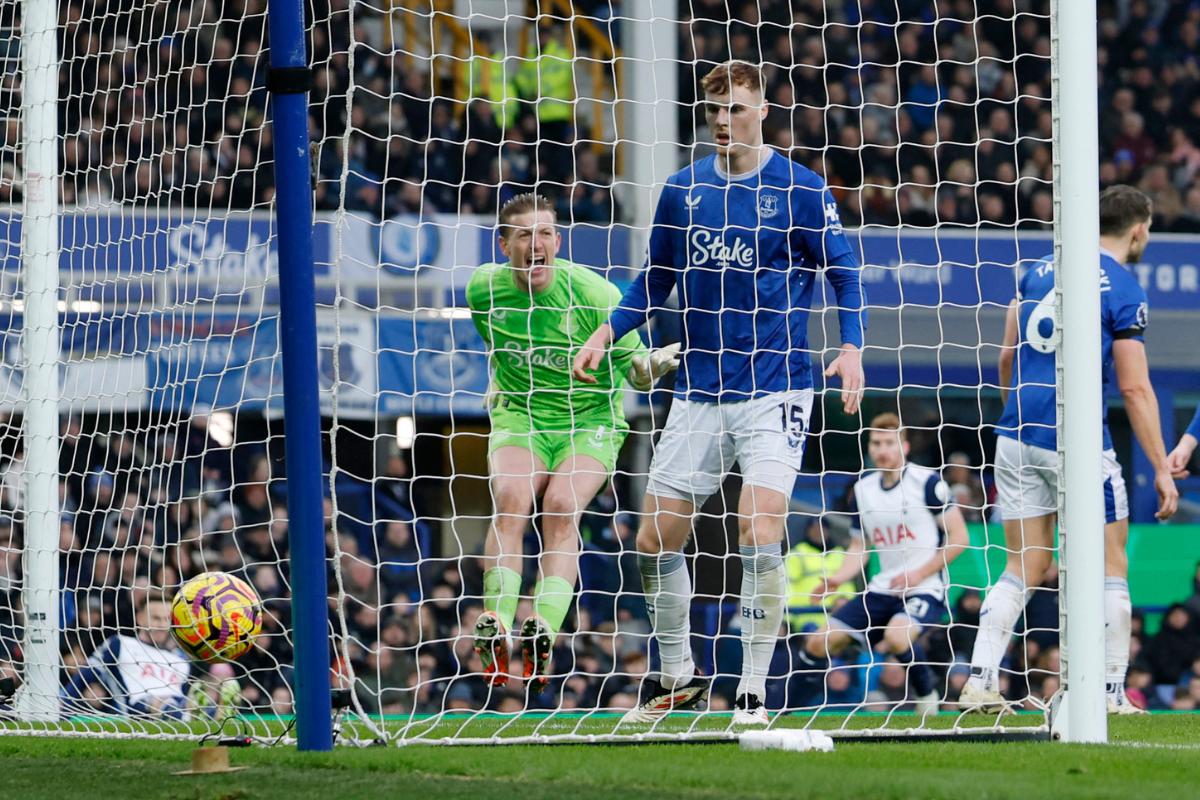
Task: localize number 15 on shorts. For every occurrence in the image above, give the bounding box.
[778,401,807,450]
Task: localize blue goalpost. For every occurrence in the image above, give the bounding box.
[266,0,334,752]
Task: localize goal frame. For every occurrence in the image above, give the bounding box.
[7,0,1109,749]
[1050,0,1108,743]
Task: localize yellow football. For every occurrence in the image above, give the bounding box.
[171,571,263,662]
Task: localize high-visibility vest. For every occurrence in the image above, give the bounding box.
[785,542,856,632]
[468,51,518,129]
[514,39,574,124]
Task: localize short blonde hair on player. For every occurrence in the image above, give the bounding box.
[700,60,764,96]
[498,192,556,239]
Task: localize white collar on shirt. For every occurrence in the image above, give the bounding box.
[713,147,774,181]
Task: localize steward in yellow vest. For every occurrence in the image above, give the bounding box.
[786,522,856,633]
[514,31,575,125]
[467,39,518,130]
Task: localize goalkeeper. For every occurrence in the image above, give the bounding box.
[466,193,679,689]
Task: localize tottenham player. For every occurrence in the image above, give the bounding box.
[61,597,192,718]
[799,414,968,717]
[962,185,1179,713]
[573,60,865,725]
[467,193,678,688]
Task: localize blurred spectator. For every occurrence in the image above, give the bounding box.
[568,148,616,224]
[784,519,855,633]
[1144,604,1200,686]
[945,452,986,522]
[1112,112,1157,172]
[1184,561,1200,619]
[377,520,421,599]
[514,22,576,181]
[467,32,519,132]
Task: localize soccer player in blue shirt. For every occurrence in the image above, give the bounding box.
[962,185,1178,714]
[573,60,865,725]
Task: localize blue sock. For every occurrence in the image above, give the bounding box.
[895,641,936,697]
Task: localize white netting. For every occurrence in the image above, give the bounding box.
[0,0,298,736]
[0,0,1122,743]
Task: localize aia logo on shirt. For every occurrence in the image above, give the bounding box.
[140,662,182,686]
[872,525,915,546]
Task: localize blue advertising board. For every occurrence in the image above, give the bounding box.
[0,210,1190,313]
[146,312,279,412]
[377,316,489,417]
[0,210,1193,418]
[542,225,1200,312]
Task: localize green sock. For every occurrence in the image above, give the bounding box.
[483,566,521,632]
[533,576,575,635]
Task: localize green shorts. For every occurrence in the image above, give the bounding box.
[488,403,628,473]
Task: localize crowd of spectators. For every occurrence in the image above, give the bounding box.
[0,413,295,714]
[0,405,1199,719]
[0,408,658,717]
[1,0,1196,232]
[4,0,1200,724]
[678,0,1200,230]
[0,0,620,223]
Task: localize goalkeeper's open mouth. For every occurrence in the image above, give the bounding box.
[526,252,549,282]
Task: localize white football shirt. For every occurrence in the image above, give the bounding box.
[850,465,953,600]
[88,634,191,713]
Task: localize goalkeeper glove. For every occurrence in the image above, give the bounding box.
[483,381,501,411]
[626,342,682,391]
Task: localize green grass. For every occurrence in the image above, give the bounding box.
[3,714,1198,800]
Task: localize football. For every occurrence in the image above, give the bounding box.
[170,571,263,662]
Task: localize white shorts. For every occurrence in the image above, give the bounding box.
[994,435,1128,523]
[645,389,813,504]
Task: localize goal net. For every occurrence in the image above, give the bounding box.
[0,0,1076,744]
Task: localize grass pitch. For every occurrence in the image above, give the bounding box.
[3,714,1198,800]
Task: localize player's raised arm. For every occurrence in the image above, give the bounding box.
[586,280,680,391]
[1115,337,1179,520]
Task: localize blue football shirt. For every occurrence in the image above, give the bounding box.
[996,251,1149,451]
[608,150,864,402]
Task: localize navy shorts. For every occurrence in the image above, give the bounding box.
[829,591,947,646]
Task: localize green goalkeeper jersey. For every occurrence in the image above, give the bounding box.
[466,258,646,423]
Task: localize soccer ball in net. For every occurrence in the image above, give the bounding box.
[170,572,263,662]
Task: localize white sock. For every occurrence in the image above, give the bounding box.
[736,543,786,701]
[968,572,1026,690]
[638,551,695,689]
[1104,576,1131,693]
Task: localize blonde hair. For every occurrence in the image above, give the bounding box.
[700,60,764,96]
[498,192,556,237]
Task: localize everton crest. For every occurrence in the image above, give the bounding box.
[758,193,779,219]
